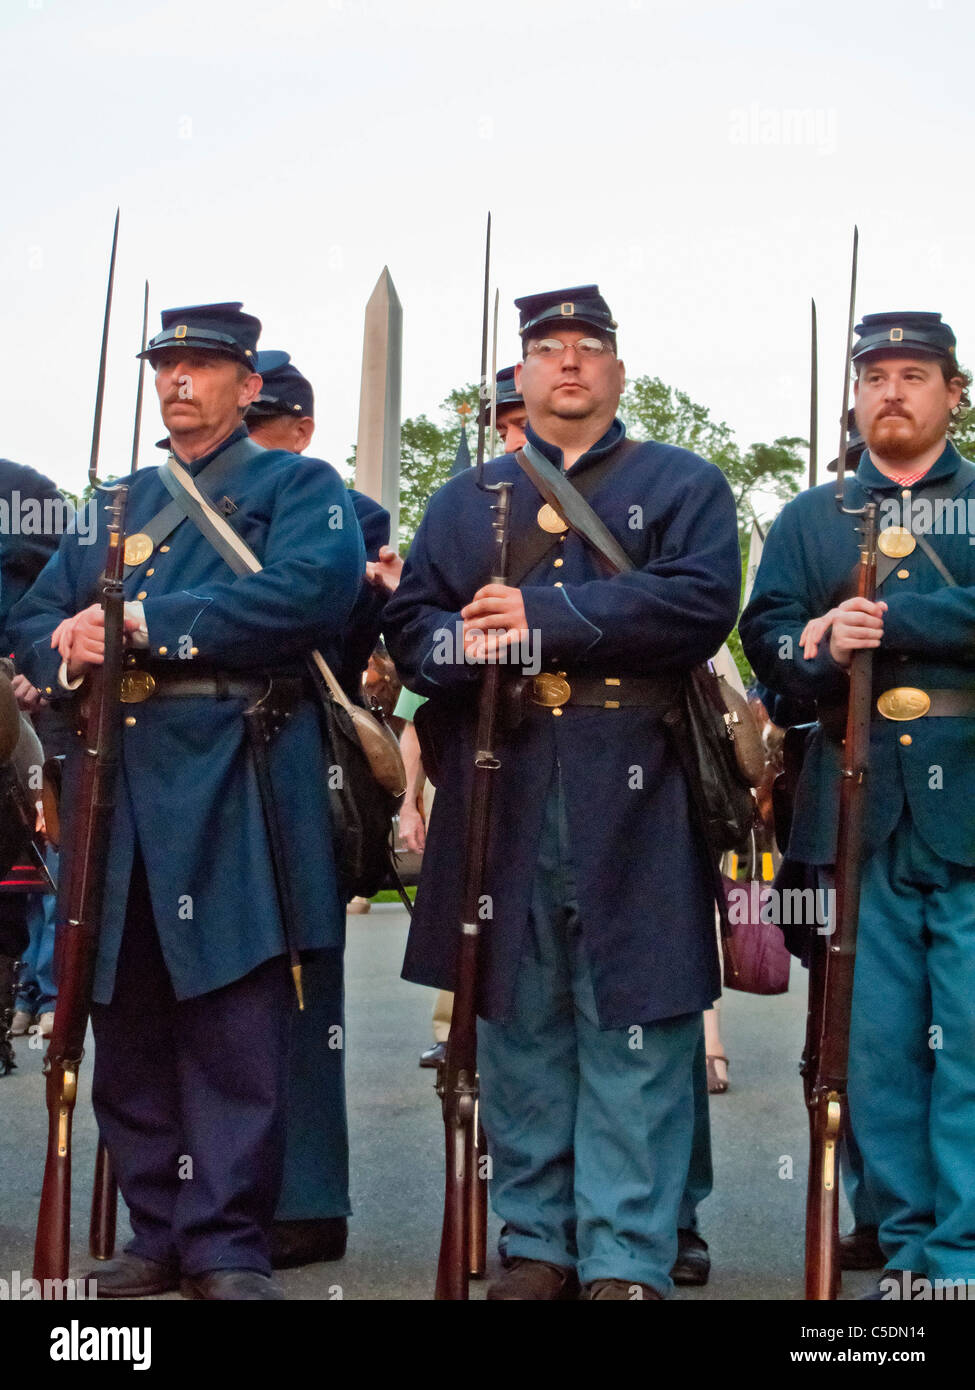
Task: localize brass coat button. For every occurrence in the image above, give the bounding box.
[124,716,137,727]
[899,734,912,746]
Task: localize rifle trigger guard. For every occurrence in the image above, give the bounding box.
[823,1094,842,1191]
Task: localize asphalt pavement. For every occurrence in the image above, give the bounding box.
[0,902,876,1302]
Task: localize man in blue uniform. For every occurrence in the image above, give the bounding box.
[385,285,740,1299]
[484,365,529,456]
[0,456,67,1045]
[9,303,364,1299]
[740,311,975,1289]
[246,351,390,1270]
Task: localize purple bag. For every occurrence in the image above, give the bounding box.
[721,875,792,996]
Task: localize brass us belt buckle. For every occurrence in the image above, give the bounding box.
[120,671,157,704]
[877,686,931,721]
[532,672,571,707]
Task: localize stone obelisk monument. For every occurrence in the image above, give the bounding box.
[354,268,402,545]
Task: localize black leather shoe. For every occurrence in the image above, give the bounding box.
[840,1225,884,1271]
[671,1228,711,1286]
[486,1258,579,1301]
[182,1269,285,1301]
[861,1270,921,1301]
[419,1041,447,1069]
[85,1252,179,1299]
[270,1217,348,1269]
[582,1279,663,1300]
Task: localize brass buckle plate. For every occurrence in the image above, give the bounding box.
[877,686,931,721]
[124,532,154,567]
[532,673,571,708]
[120,671,157,704]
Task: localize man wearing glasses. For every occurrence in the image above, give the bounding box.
[385,285,740,1299]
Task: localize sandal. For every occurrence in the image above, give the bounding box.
[706,1053,729,1095]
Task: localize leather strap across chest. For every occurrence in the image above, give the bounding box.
[840,459,975,593]
[507,437,642,584]
[123,435,266,576]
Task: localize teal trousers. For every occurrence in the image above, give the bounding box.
[849,814,975,1279]
[478,781,700,1294]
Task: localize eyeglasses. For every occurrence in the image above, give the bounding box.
[526,337,613,359]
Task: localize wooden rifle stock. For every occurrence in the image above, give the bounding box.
[435,481,511,1301]
[33,488,128,1291]
[803,500,877,1300]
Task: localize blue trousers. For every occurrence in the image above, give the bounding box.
[478,783,700,1294]
[90,854,292,1276]
[276,948,351,1221]
[14,849,58,1014]
[848,814,975,1280]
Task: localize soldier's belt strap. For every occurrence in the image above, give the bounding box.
[119,672,305,704]
[530,672,680,712]
[820,686,975,732]
[875,687,975,721]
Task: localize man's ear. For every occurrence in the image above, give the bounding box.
[295,417,315,453]
[616,357,626,393]
[238,372,263,408]
[514,361,524,391]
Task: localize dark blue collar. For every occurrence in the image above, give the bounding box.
[855,438,962,492]
[525,418,627,474]
[171,424,250,477]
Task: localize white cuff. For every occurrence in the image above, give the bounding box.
[58,659,85,691]
[125,601,149,649]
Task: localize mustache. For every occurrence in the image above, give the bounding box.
[876,407,912,420]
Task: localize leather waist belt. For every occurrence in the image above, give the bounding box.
[530,672,680,713]
[820,686,975,733]
[875,686,975,721]
[119,672,304,705]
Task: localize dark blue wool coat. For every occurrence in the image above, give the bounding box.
[384,420,741,1028]
[9,427,364,1003]
[739,441,975,867]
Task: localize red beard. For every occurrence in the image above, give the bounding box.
[867,414,923,461]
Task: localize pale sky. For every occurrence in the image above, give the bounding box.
[2,0,972,498]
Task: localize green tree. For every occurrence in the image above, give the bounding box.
[620,376,804,525]
[621,375,806,683]
[396,383,479,549]
[950,406,975,459]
